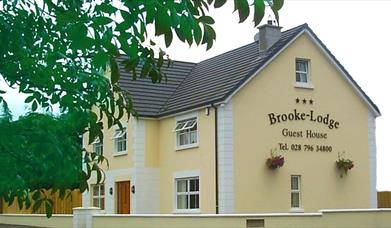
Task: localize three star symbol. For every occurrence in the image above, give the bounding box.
[296,98,314,105]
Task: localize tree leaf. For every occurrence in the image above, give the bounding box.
[164,29,173,47]
[193,23,202,45]
[234,0,250,23]
[25,96,34,103]
[94,16,113,26]
[180,16,193,45]
[110,56,120,84]
[214,0,227,8]
[45,199,53,218]
[155,8,170,36]
[95,3,118,14]
[199,16,215,24]
[32,100,38,112]
[254,0,265,26]
[92,51,109,69]
[272,0,284,11]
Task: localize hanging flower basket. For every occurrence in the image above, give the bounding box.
[266,150,285,170]
[336,152,354,177]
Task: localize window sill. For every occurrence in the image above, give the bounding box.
[173,209,201,214]
[294,82,314,90]
[113,151,128,157]
[290,208,304,213]
[176,143,199,151]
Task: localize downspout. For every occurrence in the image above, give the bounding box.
[214,105,219,214]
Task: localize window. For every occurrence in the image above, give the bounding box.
[175,177,199,211]
[174,118,198,148]
[291,175,301,209]
[112,128,127,153]
[296,59,309,83]
[92,183,105,210]
[92,137,103,156]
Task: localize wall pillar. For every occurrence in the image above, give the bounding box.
[73,207,102,228]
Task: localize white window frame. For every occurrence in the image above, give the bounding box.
[91,183,105,210]
[92,137,103,156]
[295,59,313,89]
[173,170,201,214]
[174,113,199,150]
[112,127,127,156]
[290,175,303,212]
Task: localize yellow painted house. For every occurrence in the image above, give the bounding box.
[83,23,380,215]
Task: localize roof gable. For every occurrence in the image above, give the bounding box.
[118,24,380,118]
[221,25,380,117]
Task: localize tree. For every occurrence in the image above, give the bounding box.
[0,0,283,216]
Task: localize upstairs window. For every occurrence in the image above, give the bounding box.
[92,137,103,156]
[112,128,127,153]
[174,118,198,148]
[296,59,309,83]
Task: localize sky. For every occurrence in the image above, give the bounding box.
[1,0,390,190]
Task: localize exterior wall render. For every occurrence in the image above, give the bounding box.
[232,34,372,212]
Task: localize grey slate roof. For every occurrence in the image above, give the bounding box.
[118,23,380,118]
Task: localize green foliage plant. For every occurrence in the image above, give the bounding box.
[0,0,283,216]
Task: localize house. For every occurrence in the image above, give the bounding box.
[82,23,380,214]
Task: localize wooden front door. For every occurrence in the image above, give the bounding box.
[117,181,131,214]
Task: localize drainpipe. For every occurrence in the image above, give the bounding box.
[214,105,219,214]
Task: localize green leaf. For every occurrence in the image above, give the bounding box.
[32,191,40,201]
[271,0,284,24]
[214,0,227,8]
[193,23,202,45]
[150,69,159,83]
[92,51,109,69]
[95,3,118,14]
[164,29,173,47]
[155,8,170,36]
[32,100,38,111]
[25,195,31,209]
[199,16,215,24]
[202,24,216,50]
[68,23,87,40]
[272,0,284,11]
[25,96,34,103]
[110,56,120,84]
[141,60,151,78]
[145,3,156,24]
[17,195,23,210]
[234,0,250,23]
[94,16,113,26]
[120,10,137,24]
[180,16,193,45]
[32,200,42,213]
[272,8,280,25]
[254,0,265,26]
[45,199,53,218]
